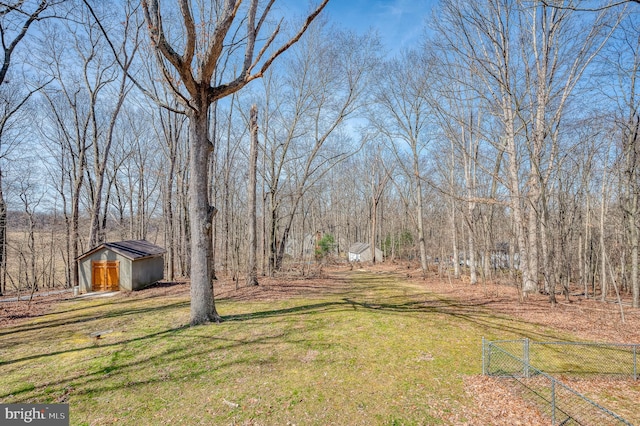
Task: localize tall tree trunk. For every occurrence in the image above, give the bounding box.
[246,105,259,286]
[370,201,377,264]
[164,177,175,281]
[504,107,533,296]
[276,212,296,271]
[625,162,639,306]
[71,147,88,289]
[261,187,267,276]
[541,196,555,304]
[414,152,428,276]
[527,199,539,293]
[449,145,460,279]
[600,164,608,301]
[624,104,640,308]
[584,195,592,297]
[452,204,460,279]
[467,204,477,285]
[268,192,278,277]
[370,165,389,264]
[465,194,478,284]
[188,107,220,324]
[631,211,639,308]
[0,171,5,296]
[464,124,477,285]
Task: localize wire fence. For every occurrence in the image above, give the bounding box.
[482,338,637,425]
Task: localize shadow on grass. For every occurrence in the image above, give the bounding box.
[1,269,567,405]
[1,316,328,404]
[223,293,560,342]
[223,301,343,322]
[0,300,190,339]
[0,324,187,371]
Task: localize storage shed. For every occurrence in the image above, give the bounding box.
[78,240,166,293]
[348,242,383,263]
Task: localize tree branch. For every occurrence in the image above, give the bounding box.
[200,0,241,84]
[250,0,329,82]
[82,0,187,114]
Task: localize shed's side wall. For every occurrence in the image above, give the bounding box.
[375,248,384,261]
[78,250,133,292]
[347,248,383,263]
[361,248,372,262]
[131,256,164,290]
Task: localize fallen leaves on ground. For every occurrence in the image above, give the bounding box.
[457,375,548,425]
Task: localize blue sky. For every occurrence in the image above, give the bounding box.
[284,0,437,54]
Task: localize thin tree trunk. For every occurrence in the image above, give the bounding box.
[624,111,640,307]
[449,143,460,279]
[464,124,477,285]
[268,192,278,276]
[527,201,539,293]
[246,104,259,286]
[414,152,428,276]
[371,199,378,264]
[600,164,608,301]
[0,172,6,295]
[467,204,477,285]
[451,199,460,279]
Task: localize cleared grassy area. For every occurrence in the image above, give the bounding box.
[0,271,574,425]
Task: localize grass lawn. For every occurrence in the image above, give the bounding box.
[0,270,597,425]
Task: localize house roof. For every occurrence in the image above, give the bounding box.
[78,240,166,261]
[348,242,370,254]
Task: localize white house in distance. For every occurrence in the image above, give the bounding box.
[77,240,166,293]
[348,242,383,263]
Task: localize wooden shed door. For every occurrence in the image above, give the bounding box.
[92,261,120,291]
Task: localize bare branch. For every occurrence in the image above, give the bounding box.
[200,0,241,84]
[539,0,637,11]
[178,0,196,68]
[0,0,47,85]
[142,0,198,94]
[82,0,187,114]
[250,0,329,82]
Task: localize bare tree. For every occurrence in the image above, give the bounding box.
[370,50,433,276]
[152,97,188,281]
[140,0,328,325]
[0,0,60,295]
[258,24,379,274]
[0,79,45,294]
[367,142,391,264]
[38,3,137,289]
[434,0,619,297]
[87,1,142,248]
[606,15,640,307]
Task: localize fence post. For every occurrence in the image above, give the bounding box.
[551,379,556,425]
[482,337,486,376]
[524,338,530,378]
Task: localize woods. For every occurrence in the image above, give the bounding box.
[2,0,640,318]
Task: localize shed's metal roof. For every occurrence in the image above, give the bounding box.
[348,242,370,254]
[78,240,166,261]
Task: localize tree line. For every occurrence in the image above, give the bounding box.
[1,0,639,324]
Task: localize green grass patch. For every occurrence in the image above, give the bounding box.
[0,271,575,425]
